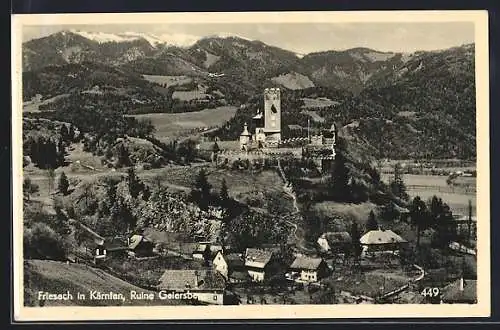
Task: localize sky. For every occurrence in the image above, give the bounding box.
[22,22,475,54]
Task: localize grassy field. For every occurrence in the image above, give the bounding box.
[24,260,186,306]
[142,75,193,87]
[143,166,288,198]
[23,94,69,112]
[172,90,211,101]
[381,173,476,215]
[131,106,237,140]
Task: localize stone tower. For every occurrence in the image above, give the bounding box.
[263,88,281,143]
[239,122,251,151]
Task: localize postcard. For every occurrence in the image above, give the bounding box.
[11,10,490,321]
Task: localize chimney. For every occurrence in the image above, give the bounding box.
[459,277,464,291]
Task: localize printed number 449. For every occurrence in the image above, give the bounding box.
[421,287,440,297]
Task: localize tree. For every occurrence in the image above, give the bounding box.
[23,177,39,201]
[60,124,69,141]
[219,179,229,202]
[409,196,429,250]
[116,144,131,168]
[366,210,379,231]
[58,172,70,195]
[350,221,363,266]
[46,168,56,193]
[390,163,409,201]
[68,125,76,141]
[467,199,473,244]
[192,168,212,210]
[57,138,66,166]
[330,148,350,202]
[127,167,145,199]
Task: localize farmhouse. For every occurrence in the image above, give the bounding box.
[213,251,246,281]
[440,278,477,304]
[157,269,227,305]
[192,242,224,264]
[289,256,329,283]
[360,228,407,254]
[128,235,155,258]
[317,231,352,254]
[213,251,229,279]
[103,236,129,256]
[244,248,273,282]
[72,221,107,261]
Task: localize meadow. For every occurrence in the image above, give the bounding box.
[131,106,237,140]
[380,173,476,216]
[142,74,193,87]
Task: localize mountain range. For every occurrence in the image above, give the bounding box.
[22,30,476,159]
[22,30,429,93]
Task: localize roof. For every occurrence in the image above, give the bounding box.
[320,232,352,245]
[104,236,128,250]
[392,202,410,214]
[225,253,245,268]
[193,243,223,254]
[241,124,251,136]
[193,243,208,254]
[290,256,324,271]
[360,229,407,245]
[245,248,273,269]
[76,222,105,244]
[287,124,303,130]
[441,279,477,303]
[230,270,251,281]
[157,269,226,291]
[128,235,150,250]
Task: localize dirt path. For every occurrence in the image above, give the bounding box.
[277,160,316,253]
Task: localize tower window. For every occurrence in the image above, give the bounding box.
[271,104,277,113]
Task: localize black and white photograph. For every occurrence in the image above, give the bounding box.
[12,11,490,320]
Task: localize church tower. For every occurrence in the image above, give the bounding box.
[263,88,281,143]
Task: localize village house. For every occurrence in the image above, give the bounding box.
[192,242,224,264]
[72,221,107,262]
[212,251,228,279]
[244,248,273,282]
[127,234,155,258]
[440,277,477,304]
[157,269,226,305]
[212,251,246,282]
[288,256,329,283]
[317,231,352,255]
[103,236,129,257]
[359,228,407,255]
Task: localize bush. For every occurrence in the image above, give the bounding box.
[24,222,69,260]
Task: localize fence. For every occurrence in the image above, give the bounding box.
[406,185,476,195]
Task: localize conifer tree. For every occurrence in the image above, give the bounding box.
[127,167,144,199]
[219,179,229,202]
[58,171,70,195]
[366,210,379,231]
